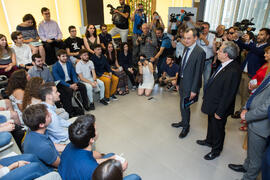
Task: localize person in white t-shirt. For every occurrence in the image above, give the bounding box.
[76,49,108,110]
[11,31,33,70]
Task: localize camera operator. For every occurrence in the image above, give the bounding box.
[131,3,147,66]
[108,0,130,43]
[231,28,270,119]
[150,12,165,31]
[151,27,173,78]
[171,25,187,65]
[136,23,157,62]
[196,22,215,89]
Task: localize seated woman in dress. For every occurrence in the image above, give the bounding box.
[16,14,45,63]
[118,42,137,90]
[105,42,129,95]
[137,54,154,96]
[6,69,29,125]
[83,24,100,56]
[0,34,17,77]
[22,77,44,111]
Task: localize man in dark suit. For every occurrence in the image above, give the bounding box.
[52,49,90,117]
[198,41,241,160]
[171,28,205,138]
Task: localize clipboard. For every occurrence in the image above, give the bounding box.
[183,95,198,109]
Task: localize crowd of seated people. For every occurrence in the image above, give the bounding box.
[0,0,270,179]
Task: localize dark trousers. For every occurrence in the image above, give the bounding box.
[56,81,89,114]
[262,139,270,180]
[179,84,190,128]
[124,68,136,86]
[42,41,65,65]
[206,114,227,153]
[157,57,166,78]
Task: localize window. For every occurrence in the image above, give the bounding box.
[204,0,270,33]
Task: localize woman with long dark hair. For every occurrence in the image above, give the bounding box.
[0,34,17,77]
[83,24,100,55]
[16,14,45,62]
[118,42,137,89]
[105,42,129,95]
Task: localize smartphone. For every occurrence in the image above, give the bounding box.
[216,37,222,42]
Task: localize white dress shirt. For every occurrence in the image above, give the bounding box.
[214,59,234,77]
[59,61,71,82]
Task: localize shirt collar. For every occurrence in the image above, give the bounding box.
[221,59,233,67]
[256,42,267,48]
[187,42,196,52]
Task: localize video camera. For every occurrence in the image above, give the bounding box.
[181,10,194,21]
[234,18,256,32]
[169,13,181,23]
[107,4,115,15]
[107,4,125,27]
[140,57,150,64]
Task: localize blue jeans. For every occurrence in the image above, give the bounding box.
[203,59,212,89]
[0,154,51,180]
[0,115,12,148]
[157,57,166,77]
[82,79,105,103]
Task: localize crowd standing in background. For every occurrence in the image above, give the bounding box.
[0,1,270,179]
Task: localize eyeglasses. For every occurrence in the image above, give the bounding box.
[229,32,234,35]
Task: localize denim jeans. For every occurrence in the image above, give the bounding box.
[0,115,12,148]
[203,59,213,89]
[82,79,105,103]
[0,154,51,180]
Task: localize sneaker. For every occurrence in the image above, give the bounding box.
[89,103,95,110]
[132,86,137,90]
[104,98,110,103]
[110,94,118,100]
[99,98,108,105]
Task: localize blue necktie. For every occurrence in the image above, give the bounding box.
[246,75,270,110]
[180,48,190,77]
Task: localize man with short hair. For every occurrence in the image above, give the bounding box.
[99,24,112,50]
[11,31,33,70]
[151,27,173,77]
[52,49,90,116]
[91,45,119,101]
[64,26,84,64]
[39,82,70,147]
[198,41,241,160]
[76,49,108,110]
[159,55,179,90]
[38,7,65,65]
[197,22,215,88]
[23,104,61,169]
[232,28,270,119]
[136,23,157,60]
[28,54,54,82]
[109,0,130,44]
[171,28,205,138]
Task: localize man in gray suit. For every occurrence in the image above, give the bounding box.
[171,28,206,138]
[228,74,270,180]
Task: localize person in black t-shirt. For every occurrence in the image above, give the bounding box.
[99,24,112,51]
[64,26,84,64]
[108,0,130,44]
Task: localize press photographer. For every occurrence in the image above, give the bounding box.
[108,0,130,43]
[196,22,215,89]
[136,23,157,61]
[232,27,270,119]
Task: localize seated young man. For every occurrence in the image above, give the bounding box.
[11,31,33,70]
[64,26,84,64]
[76,49,108,110]
[159,55,179,91]
[28,54,54,82]
[39,82,70,150]
[22,104,61,169]
[58,114,128,180]
[52,49,90,116]
[91,44,119,102]
[98,24,112,51]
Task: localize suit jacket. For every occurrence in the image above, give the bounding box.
[201,61,241,118]
[244,74,270,138]
[178,44,205,96]
[52,61,79,87]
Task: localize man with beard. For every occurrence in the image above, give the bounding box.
[28,53,54,82]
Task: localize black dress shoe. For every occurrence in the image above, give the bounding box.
[179,127,189,138]
[228,164,247,173]
[196,140,212,147]
[231,111,241,119]
[171,122,183,128]
[204,152,220,160]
